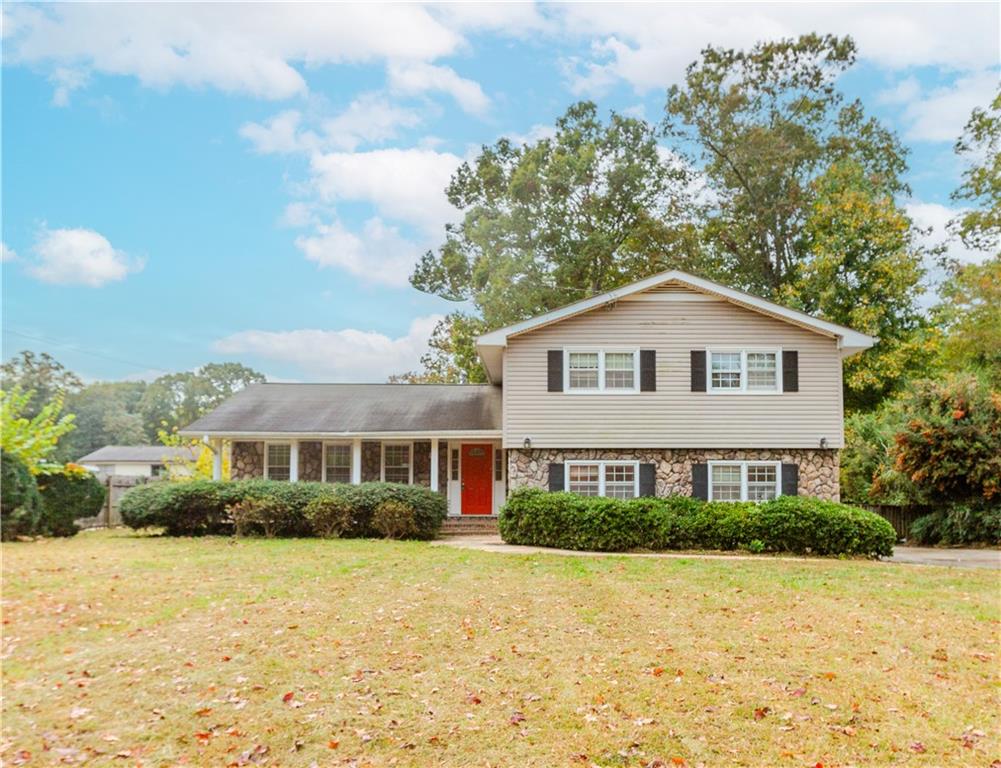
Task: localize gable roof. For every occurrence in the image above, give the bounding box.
[179,383,502,438]
[77,445,199,464]
[475,269,876,382]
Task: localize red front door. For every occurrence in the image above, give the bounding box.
[461,444,493,515]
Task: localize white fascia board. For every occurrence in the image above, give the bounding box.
[475,269,876,353]
[177,429,503,440]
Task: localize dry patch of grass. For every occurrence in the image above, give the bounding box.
[2,531,998,767]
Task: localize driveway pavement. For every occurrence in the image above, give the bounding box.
[437,536,1000,570]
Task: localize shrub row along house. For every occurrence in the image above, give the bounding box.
[181,270,874,516]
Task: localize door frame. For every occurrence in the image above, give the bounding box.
[448,440,503,516]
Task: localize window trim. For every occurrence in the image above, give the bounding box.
[706,347,783,395]
[321,441,353,484]
[563,348,640,394]
[707,460,782,502]
[565,460,640,498]
[381,441,414,485]
[264,441,291,481]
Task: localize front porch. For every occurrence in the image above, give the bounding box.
[211,436,507,517]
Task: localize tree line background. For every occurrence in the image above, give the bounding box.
[2,35,998,541]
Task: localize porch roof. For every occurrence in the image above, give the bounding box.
[179,383,502,438]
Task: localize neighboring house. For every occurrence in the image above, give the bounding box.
[180,270,874,516]
[77,445,198,477]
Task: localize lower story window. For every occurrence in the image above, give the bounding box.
[383,444,412,484]
[709,461,780,502]
[324,444,352,483]
[267,443,291,481]
[567,461,639,498]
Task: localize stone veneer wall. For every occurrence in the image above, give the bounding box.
[361,442,381,482]
[508,448,840,501]
[299,441,322,482]
[231,441,264,480]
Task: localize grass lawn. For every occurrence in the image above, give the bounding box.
[2,531,998,767]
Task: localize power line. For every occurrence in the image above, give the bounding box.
[2,328,172,376]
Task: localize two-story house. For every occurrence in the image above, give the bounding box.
[181,270,874,515]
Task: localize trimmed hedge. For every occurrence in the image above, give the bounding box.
[119,480,446,540]
[1,451,42,540]
[498,489,896,557]
[36,469,106,537]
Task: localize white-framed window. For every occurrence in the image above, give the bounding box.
[382,442,413,484]
[322,442,352,483]
[265,443,291,481]
[566,461,640,498]
[494,447,504,481]
[450,448,460,481]
[564,349,639,393]
[708,349,781,394]
[150,463,165,477]
[708,461,781,502]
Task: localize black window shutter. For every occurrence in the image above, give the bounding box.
[782,350,799,392]
[691,350,706,392]
[692,463,709,500]
[640,350,656,392]
[781,464,799,496]
[639,463,657,497]
[548,463,565,492]
[547,350,563,392]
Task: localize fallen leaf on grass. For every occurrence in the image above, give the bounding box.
[281,692,294,703]
[909,742,926,753]
[753,707,770,721]
[195,707,213,717]
[327,740,339,749]
[509,712,526,725]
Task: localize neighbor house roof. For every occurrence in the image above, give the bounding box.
[77,445,199,463]
[179,383,503,438]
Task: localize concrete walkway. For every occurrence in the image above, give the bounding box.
[435,535,1000,570]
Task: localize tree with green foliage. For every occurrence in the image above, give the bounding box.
[935,255,1001,384]
[139,362,265,434]
[58,381,148,461]
[663,34,908,297]
[950,87,1001,253]
[780,160,936,410]
[412,101,702,331]
[391,312,488,383]
[0,451,43,540]
[0,386,76,467]
[0,351,82,420]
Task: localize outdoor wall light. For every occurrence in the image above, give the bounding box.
[523,437,532,450]
[819,437,828,449]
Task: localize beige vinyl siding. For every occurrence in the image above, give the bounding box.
[502,292,845,449]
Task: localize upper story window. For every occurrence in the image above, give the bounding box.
[565,349,638,393]
[709,349,780,394]
[709,461,780,502]
[266,443,291,481]
[567,461,639,498]
[324,443,352,483]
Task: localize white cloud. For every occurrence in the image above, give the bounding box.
[898,70,999,143]
[26,227,143,287]
[906,201,986,266]
[388,62,490,116]
[213,314,443,381]
[877,77,921,106]
[49,66,88,107]
[240,110,317,155]
[4,3,464,100]
[294,217,420,287]
[0,242,16,262]
[321,93,422,150]
[308,147,462,235]
[555,3,1000,96]
[508,123,557,146]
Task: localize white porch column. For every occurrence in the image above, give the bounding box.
[351,438,362,484]
[211,438,223,481]
[289,440,300,483]
[430,437,439,492]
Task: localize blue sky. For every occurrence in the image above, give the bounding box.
[2,2,998,383]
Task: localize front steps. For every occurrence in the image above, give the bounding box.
[440,516,500,536]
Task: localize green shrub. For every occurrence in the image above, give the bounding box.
[35,468,106,537]
[304,496,353,538]
[1,451,42,540]
[229,497,299,538]
[372,500,418,539]
[499,490,896,557]
[909,502,1001,546]
[119,479,445,540]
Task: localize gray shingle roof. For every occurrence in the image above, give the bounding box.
[179,383,502,436]
[77,445,199,463]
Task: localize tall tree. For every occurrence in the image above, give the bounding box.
[139,362,265,434]
[58,381,148,461]
[0,351,82,420]
[935,255,1001,384]
[780,160,935,410]
[663,34,908,297]
[0,386,76,467]
[950,87,1001,253]
[412,101,704,331]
